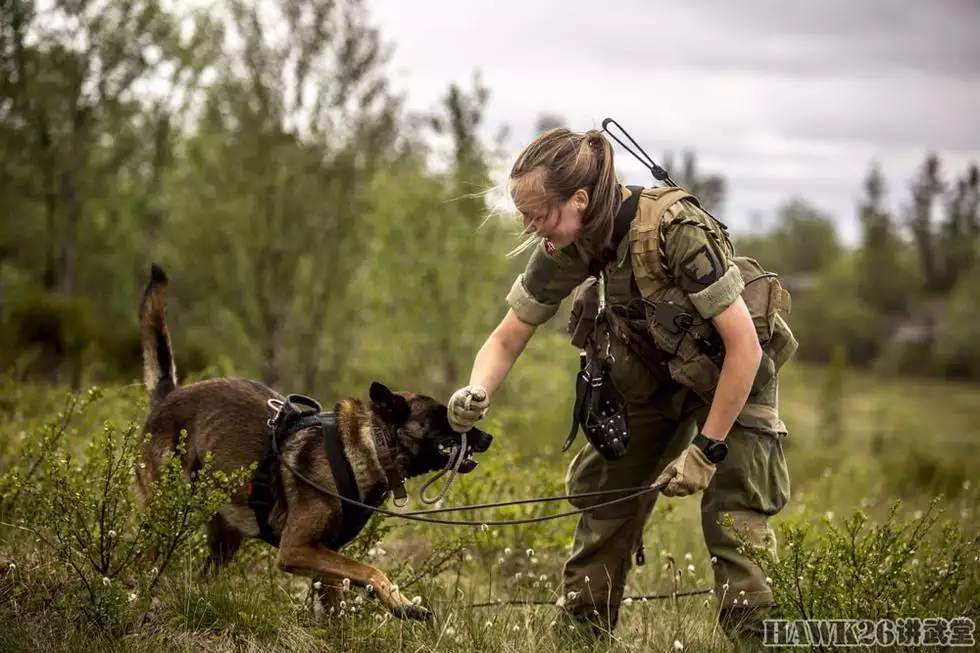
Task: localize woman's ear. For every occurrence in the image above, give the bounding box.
[573,188,590,212]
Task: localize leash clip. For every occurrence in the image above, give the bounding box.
[266,398,284,427]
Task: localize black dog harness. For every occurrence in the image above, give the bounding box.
[246,394,374,549]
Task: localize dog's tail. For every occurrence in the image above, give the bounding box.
[139,263,178,405]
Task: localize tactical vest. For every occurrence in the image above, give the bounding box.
[569,186,798,405]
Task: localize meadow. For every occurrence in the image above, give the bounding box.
[1,330,978,653]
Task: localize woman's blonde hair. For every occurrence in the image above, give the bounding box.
[507,127,621,258]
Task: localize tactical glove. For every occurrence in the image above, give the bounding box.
[654,444,716,497]
[447,385,490,433]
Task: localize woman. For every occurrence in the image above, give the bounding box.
[447,127,795,649]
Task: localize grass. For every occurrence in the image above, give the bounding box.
[1,349,979,652]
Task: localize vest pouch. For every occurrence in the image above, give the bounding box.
[604,310,667,404]
[567,277,600,349]
[643,300,722,400]
[734,256,792,346]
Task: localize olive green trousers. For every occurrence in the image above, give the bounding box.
[561,378,790,647]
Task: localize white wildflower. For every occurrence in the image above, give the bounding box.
[674,640,684,651]
[765,576,772,585]
[102,577,111,586]
[584,575,590,583]
[481,523,489,532]
[684,552,693,561]
[107,530,117,538]
[412,596,422,605]
[623,598,633,605]
[687,564,696,573]
[710,556,717,564]
[128,592,138,602]
[342,578,351,591]
[526,548,534,557]
[504,547,512,556]
[513,624,520,632]
[313,580,323,589]
[445,626,455,636]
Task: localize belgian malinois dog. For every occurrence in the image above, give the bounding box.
[134,263,493,620]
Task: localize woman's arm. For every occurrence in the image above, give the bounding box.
[469,309,537,397]
[701,296,762,440]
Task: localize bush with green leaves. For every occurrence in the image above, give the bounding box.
[0,385,252,631]
[740,499,980,623]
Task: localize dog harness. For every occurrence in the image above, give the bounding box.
[246,394,381,549]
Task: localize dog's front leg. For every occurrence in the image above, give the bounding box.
[276,544,432,621]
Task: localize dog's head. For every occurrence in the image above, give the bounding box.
[368,381,494,478]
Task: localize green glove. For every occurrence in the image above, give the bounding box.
[654,444,716,497]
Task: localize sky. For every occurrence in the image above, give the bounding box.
[367,0,980,244]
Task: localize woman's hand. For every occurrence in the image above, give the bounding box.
[446,309,537,433]
[447,385,491,432]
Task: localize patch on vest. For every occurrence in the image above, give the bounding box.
[680,245,721,287]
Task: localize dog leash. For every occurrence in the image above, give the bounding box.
[417,431,469,506]
[269,413,666,527]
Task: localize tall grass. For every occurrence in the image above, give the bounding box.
[1,357,978,651]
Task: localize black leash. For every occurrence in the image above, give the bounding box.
[267,398,668,526]
[469,587,714,608]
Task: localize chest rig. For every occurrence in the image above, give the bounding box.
[563,185,644,460]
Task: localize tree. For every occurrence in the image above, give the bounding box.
[161,0,401,394]
[661,150,725,214]
[855,161,919,317]
[905,153,945,295]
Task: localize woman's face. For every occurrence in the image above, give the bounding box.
[518,189,589,251]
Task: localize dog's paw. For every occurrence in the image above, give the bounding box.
[392,603,434,622]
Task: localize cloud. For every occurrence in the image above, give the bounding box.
[368,0,980,244]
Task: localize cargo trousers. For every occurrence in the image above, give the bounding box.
[560,374,791,647]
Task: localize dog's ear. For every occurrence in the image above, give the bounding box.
[369,381,411,425]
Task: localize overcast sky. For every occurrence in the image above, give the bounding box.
[368,0,980,244]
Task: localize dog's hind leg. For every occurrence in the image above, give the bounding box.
[203,514,243,575]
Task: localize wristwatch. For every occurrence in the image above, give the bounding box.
[693,433,729,464]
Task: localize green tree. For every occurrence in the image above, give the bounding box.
[854,161,920,317]
[160,0,400,395]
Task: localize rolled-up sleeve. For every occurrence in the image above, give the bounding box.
[663,201,741,320]
[506,240,589,326]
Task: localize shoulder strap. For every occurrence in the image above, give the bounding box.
[589,185,644,278]
[321,412,372,548]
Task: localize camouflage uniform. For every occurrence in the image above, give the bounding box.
[506,186,792,648]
